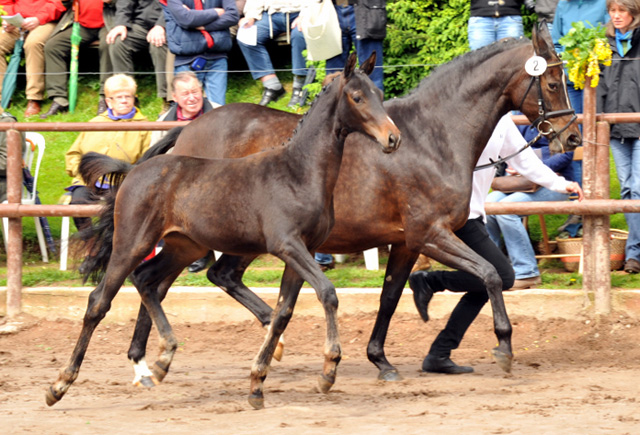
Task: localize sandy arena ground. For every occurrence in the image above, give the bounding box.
[1,298,639,434]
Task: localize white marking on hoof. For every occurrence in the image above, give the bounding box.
[131,358,154,385]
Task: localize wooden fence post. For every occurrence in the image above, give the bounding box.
[6,129,23,317]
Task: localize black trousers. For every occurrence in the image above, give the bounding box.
[426,217,515,357]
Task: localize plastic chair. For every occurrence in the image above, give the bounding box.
[2,132,49,262]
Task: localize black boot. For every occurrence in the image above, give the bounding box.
[188,251,214,273]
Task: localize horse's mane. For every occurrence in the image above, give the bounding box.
[282,72,341,147]
[406,37,530,98]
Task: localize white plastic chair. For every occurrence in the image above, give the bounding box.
[2,132,49,262]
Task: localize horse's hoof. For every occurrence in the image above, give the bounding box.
[45,386,63,407]
[317,374,334,394]
[134,375,160,388]
[152,362,169,382]
[377,369,403,382]
[491,348,513,373]
[273,341,285,362]
[248,393,264,410]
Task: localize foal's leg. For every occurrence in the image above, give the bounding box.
[418,229,513,372]
[207,254,284,360]
[128,243,206,386]
[46,260,140,406]
[367,245,419,381]
[248,264,303,410]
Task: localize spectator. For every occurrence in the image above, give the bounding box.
[468,0,526,51]
[161,0,238,106]
[485,124,578,289]
[552,0,608,114]
[552,0,608,236]
[65,74,151,232]
[150,71,216,146]
[40,0,107,119]
[408,115,583,375]
[0,111,26,203]
[237,0,308,107]
[105,0,170,111]
[0,0,66,117]
[597,0,640,273]
[325,0,386,94]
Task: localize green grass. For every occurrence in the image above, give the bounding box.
[0,67,638,289]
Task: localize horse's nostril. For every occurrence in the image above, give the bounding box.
[569,134,582,148]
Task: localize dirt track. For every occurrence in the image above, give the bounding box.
[1,309,639,434]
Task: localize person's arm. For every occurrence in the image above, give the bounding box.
[202,0,239,31]
[166,0,221,28]
[542,148,573,173]
[113,0,136,28]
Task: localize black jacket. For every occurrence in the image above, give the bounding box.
[597,28,640,139]
[115,0,165,30]
[470,0,524,17]
[351,0,386,40]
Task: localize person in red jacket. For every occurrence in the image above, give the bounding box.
[40,0,107,118]
[0,0,66,117]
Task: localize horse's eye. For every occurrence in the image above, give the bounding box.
[548,83,559,92]
[352,94,362,103]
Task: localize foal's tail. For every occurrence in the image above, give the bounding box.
[76,153,137,283]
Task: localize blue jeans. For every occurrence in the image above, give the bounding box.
[486,188,569,279]
[238,12,307,79]
[315,252,333,265]
[468,15,524,51]
[325,5,384,92]
[175,58,228,106]
[610,137,640,261]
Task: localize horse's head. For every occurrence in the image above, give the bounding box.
[510,22,582,153]
[336,52,401,153]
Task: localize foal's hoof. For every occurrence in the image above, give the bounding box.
[45,386,63,407]
[134,375,160,388]
[317,374,335,394]
[248,393,265,410]
[152,362,169,382]
[491,348,513,373]
[377,368,403,382]
[273,340,285,362]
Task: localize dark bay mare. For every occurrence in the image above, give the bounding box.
[119,24,581,385]
[45,54,401,410]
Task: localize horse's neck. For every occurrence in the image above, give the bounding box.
[402,49,525,170]
[284,85,346,185]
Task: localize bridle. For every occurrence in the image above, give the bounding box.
[475,58,577,172]
[516,59,577,146]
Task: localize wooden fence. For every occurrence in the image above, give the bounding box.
[2,84,640,317]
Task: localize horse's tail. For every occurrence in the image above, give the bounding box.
[138,126,183,163]
[78,190,117,284]
[77,153,137,283]
[79,151,135,194]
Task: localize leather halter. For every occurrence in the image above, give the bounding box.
[474,59,577,172]
[517,60,577,147]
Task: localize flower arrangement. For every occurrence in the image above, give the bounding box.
[559,21,612,89]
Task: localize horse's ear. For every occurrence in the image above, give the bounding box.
[360,52,377,76]
[344,52,358,80]
[532,21,554,58]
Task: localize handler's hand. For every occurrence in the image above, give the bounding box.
[566,181,584,201]
[21,17,41,32]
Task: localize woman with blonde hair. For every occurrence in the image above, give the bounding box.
[598,0,640,273]
[65,74,151,232]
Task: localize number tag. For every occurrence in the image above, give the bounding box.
[525,56,547,76]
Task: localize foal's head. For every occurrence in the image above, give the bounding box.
[508,22,582,152]
[334,53,401,153]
